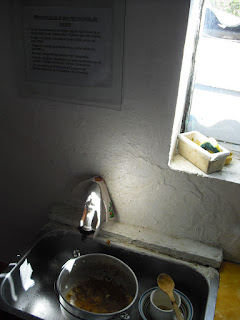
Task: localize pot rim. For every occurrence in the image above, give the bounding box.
[56,253,139,317]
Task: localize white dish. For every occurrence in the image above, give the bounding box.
[138,287,193,320]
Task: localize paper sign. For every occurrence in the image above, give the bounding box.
[23,7,112,87]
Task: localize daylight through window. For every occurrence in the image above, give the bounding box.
[184,0,240,146]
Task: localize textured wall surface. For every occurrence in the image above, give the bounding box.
[0,0,239,263]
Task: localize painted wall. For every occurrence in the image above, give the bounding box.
[1,0,239,263]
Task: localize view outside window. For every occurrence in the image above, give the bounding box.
[185,0,240,145]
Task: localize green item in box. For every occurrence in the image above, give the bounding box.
[200,142,220,153]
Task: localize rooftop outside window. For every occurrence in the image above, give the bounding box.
[184,0,240,146]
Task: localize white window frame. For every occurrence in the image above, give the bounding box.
[169,0,240,184]
[185,2,240,146]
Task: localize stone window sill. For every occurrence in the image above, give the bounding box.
[169,153,240,184]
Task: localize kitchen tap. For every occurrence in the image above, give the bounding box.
[80,182,101,233]
[78,176,115,237]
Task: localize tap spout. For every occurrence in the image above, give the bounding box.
[80,182,101,233]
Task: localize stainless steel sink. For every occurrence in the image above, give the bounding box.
[0,228,219,320]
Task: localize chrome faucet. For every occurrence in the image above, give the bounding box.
[80,182,101,233]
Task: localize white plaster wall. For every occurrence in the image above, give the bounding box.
[0,0,239,263]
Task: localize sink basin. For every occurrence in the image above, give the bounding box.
[0,228,219,320]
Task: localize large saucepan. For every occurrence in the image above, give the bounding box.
[56,253,138,320]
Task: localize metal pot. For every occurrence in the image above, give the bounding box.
[56,253,138,320]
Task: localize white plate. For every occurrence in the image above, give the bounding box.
[138,287,194,320]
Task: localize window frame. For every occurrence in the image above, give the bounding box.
[168,0,240,183]
[182,0,240,147]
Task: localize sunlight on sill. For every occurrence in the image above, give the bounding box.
[169,153,240,184]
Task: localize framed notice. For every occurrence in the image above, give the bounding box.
[13,0,126,110]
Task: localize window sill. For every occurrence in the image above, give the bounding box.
[169,153,240,184]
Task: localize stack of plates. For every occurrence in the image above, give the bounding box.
[138,287,194,320]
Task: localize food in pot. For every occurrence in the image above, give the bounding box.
[65,277,133,313]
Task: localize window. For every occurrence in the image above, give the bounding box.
[169,0,240,184]
[184,0,240,146]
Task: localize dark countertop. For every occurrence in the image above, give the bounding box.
[0,309,20,320]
